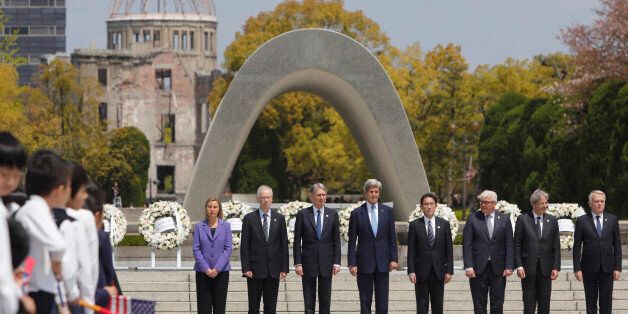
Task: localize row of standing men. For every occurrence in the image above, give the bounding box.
[193,180,623,314]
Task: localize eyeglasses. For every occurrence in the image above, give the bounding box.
[479,201,495,206]
[421,202,436,207]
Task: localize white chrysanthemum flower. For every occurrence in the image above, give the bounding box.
[409,203,459,241]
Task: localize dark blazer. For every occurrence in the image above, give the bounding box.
[95,229,115,306]
[347,202,398,273]
[514,212,561,276]
[463,210,514,275]
[240,209,289,278]
[293,206,341,277]
[192,219,233,273]
[407,216,454,281]
[573,212,622,273]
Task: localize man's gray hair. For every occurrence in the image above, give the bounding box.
[309,183,327,194]
[588,190,606,203]
[530,189,549,205]
[363,179,382,194]
[478,190,497,202]
[256,185,273,198]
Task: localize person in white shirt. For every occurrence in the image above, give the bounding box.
[0,132,27,314]
[66,162,99,313]
[15,150,72,314]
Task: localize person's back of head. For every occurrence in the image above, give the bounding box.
[8,215,30,269]
[84,182,105,228]
[68,161,91,209]
[25,150,72,198]
[0,131,27,170]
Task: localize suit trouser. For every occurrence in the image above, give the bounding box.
[302,275,332,314]
[521,261,551,314]
[414,265,444,314]
[357,270,389,314]
[29,290,55,314]
[469,261,506,314]
[196,271,230,314]
[583,270,614,314]
[246,276,280,314]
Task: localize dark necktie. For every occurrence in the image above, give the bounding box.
[263,213,269,242]
[316,209,323,240]
[427,219,434,247]
[536,216,542,238]
[595,215,602,238]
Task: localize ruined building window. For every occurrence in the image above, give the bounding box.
[204,32,209,52]
[153,30,160,47]
[134,31,140,43]
[156,166,175,194]
[98,103,107,121]
[182,31,187,50]
[98,68,107,86]
[190,31,195,50]
[173,31,179,49]
[161,114,175,143]
[143,30,151,42]
[155,69,172,90]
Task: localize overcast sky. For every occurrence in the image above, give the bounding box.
[67,0,599,70]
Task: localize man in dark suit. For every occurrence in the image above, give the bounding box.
[348,178,398,314]
[514,189,561,314]
[463,190,514,313]
[241,185,289,314]
[573,190,622,314]
[407,192,453,314]
[293,183,341,314]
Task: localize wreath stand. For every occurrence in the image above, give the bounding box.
[138,246,183,269]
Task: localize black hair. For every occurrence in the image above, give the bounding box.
[420,192,439,205]
[25,150,72,197]
[84,181,104,214]
[70,161,90,199]
[0,132,27,169]
[8,216,30,269]
[2,191,27,208]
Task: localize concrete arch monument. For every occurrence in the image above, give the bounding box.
[184,28,429,221]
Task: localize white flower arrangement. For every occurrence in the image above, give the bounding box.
[103,204,127,246]
[339,201,365,242]
[232,233,241,250]
[222,201,253,220]
[495,200,522,233]
[279,201,311,247]
[547,203,586,250]
[138,201,192,251]
[409,203,459,241]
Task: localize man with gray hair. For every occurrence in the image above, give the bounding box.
[573,190,622,314]
[514,189,560,314]
[240,185,289,313]
[463,190,514,313]
[348,179,398,313]
[293,183,341,314]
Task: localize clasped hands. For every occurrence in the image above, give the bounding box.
[294,265,340,277]
[350,261,398,277]
[244,271,287,280]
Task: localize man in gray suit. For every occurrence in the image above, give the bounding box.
[514,189,561,314]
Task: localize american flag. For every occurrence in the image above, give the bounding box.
[108,295,156,314]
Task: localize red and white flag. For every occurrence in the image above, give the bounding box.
[108,295,156,314]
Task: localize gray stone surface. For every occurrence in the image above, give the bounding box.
[184,28,429,221]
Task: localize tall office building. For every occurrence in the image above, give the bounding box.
[1,0,66,85]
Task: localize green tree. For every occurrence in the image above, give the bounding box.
[0,10,26,66]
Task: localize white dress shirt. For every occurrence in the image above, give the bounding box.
[424,215,436,240]
[533,212,544,234]
[313,206,324,231]
[57,215,89,302]
[0,200,19,314]
[15,195,66,294]
[67,208,99,310]
[592,213,604,232]
[367,202,378,225]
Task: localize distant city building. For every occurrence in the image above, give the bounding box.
[1,0,66,85]
[71,0,219,202]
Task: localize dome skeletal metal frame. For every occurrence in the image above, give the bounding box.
[109,0,215,18]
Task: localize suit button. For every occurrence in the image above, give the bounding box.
[211,255,214,257]
[211,244,214,248]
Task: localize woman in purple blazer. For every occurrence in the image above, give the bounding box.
[193,198,233,314]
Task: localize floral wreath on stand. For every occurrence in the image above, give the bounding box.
[339,201,365,242]
[547,203,586,250]
[494,200,522,233]
[222,201,253,250]
[279,201,311,247]
[103,204,127,246]
[138,201,192,251]
[409,203,459,241]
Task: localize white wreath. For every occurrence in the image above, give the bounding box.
[103,204,127,246]
[547,203,586,250]
[279,201,311,247]
[339,201,365,242]
[495,200,522,233]
[409,203,459,241]
[222,201,253,250]
[138,201,191,251]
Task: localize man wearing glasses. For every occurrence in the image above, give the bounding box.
[463,190,514,313]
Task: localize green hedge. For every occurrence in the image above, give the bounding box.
[118,234,148,246]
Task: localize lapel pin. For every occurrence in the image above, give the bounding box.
[546,220,549,223]
[326,215,329,217]
[497,216,501,219]
[437,226,441,229]
[274,219,277,222]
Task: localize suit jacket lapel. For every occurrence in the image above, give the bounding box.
[360,204,376,239]
[269,210,279,243]
[376,203,385,239]
[201,220,213,241]
[253,212,267,243]
[320,206,331,241]
[305,207,316,235]
[586,213,600,239]
[527,212,540,240]
[600,215,610,239]
[418,217,427,247]
[477,212,490,241]
[541,215,551,239]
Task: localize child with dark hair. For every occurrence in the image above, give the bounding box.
[14,150,70,314]
[84,182,119,307]
[0,132,27,314]
[66,162,99,313]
